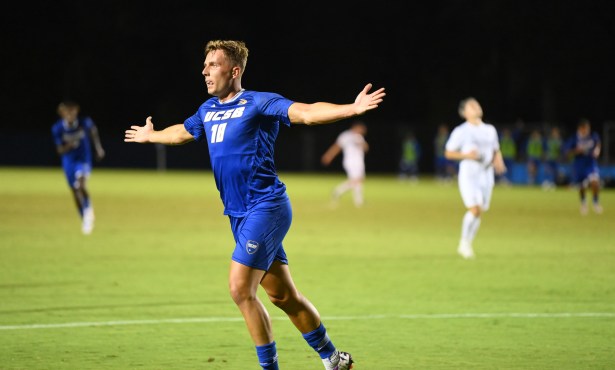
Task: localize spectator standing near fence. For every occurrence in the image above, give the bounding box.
[526,129,544,185]
[434,124,453,182]
[399,132,421,182]
[543,127,563,189]
[499,127,517,185]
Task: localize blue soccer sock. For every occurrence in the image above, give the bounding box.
[302,323,337,359]
[593,194,599,204]
[255,342,279,370]
[82,195,91,211]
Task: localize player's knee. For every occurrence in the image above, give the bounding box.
[267,290,300,309]
[469,207,481,217]
[229,281,257,305]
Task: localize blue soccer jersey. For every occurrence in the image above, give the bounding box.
[51,117,94,165]
[184,90,294,217]
[566,132,601,182]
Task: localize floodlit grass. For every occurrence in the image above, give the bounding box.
[1,167,614,369]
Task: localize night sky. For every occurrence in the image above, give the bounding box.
[2,1,614,171]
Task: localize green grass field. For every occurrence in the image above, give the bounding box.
[1,167,614,369]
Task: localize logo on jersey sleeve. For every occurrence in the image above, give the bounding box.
[238,99,247,105]
[203,107,246,122]
[246,240,260,255]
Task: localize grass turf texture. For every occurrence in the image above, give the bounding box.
[1,167,614,369]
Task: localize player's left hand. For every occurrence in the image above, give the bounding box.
[95,148,106,161]
[353,83,386,115]
[494,161,507,175]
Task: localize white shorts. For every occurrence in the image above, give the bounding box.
[458,168,494,210]
[343,162,365,180]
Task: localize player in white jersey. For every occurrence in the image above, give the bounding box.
[321,121,369,207]
[445,98,506,259]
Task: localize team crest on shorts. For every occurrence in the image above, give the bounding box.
[246,240,259,255]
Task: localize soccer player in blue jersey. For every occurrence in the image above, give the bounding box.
[125,40,385,370]
[565,119,603,215]
[52,100,105,234]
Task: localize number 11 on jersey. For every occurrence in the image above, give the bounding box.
[211,123,227,143]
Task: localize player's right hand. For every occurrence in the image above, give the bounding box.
[125,116,154,143]
[465,149,481,161]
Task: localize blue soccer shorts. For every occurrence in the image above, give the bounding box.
[63,161,91,189]
[229,199,292,271]
[574,165,600,186]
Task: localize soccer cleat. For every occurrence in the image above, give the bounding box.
[323,350,354,370]
[580,203,589,216]
[81,207,95,235]
[335,351,354,370]
[593,203,603,214]
[457,240,475,259]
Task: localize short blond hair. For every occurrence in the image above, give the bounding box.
[205,40,249,73]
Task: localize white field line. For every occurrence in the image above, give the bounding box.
[1,312,614,331]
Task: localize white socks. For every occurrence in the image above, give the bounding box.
[461,210,480,243]
[352,183,363,207]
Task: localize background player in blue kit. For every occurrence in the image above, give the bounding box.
[565,119,603,215]
[125,40,385,370]
[52,101,105,234]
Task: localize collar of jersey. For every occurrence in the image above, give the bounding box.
[215,89,246,105]
[465,120,484,126]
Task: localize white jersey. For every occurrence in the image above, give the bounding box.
[446,121,500,210]
[336,130,366,180]
[445,121,500,175]
[337,130,366,167]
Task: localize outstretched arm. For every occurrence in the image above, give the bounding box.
[321,143,342,166]
[288,83,385,125]
[124,116,194,145]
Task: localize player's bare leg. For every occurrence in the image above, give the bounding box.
[590,179,603,214]
[229,261,282,369]
[459,205,481,259]
[229,261,272,345]
[261,260,353,369]
[261,260,320,332]
[331,180,352,206]
[75,176,94,234]
[70,188,85,217]
[579,186,589,215]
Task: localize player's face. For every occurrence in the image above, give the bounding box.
[59,107,78,123]
[202,50,234,97]
[462,100,483,120]
[578,124,590,137]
